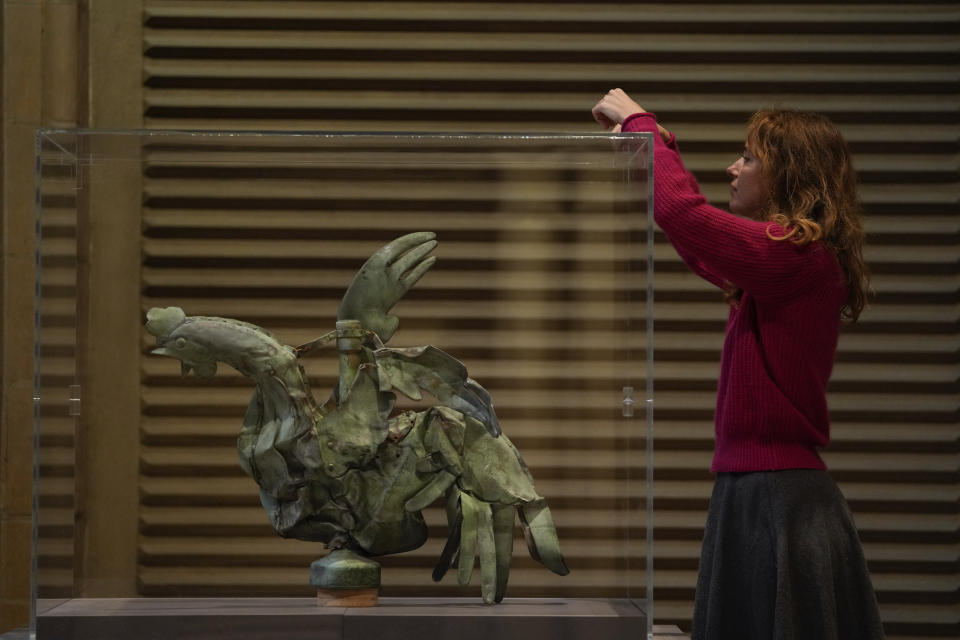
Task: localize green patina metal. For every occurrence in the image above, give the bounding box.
[145,232,568,604]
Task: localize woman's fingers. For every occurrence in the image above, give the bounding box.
[591,103,618,130]
[592,88,645,129]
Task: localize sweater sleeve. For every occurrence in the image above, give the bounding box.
[657,135,727,290]
[622,112,822,300]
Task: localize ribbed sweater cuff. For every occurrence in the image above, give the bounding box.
[622,111,655,131]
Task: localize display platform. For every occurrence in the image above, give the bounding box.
[36,598,651,640]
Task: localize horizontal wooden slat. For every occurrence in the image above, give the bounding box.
[142,2,957,23]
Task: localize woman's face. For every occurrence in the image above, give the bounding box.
[726,145,768,219]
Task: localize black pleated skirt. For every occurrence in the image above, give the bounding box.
[691,470,885,640]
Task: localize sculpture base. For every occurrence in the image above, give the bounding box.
[309,549,381,590]
[36,597,654,640]
[316,587,379,607]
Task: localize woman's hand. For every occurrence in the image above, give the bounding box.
[591,88,645,129]
[591,88,671,142]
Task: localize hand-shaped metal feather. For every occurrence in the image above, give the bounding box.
[145,232,567,604]
[337,231,437,343]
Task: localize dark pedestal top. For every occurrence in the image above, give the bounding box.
[35,597,651,640]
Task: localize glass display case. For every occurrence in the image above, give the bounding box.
[33,130,654,639]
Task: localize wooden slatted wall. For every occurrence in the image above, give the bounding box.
[35,1,958,637]
[35,136,81,600]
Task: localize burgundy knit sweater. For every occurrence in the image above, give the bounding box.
[623,112,847,472]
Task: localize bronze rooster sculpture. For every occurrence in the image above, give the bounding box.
[145,232,568,604]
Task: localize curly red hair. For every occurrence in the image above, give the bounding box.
[726,109,870,321]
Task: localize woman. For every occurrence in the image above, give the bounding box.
[592,89,884,639]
